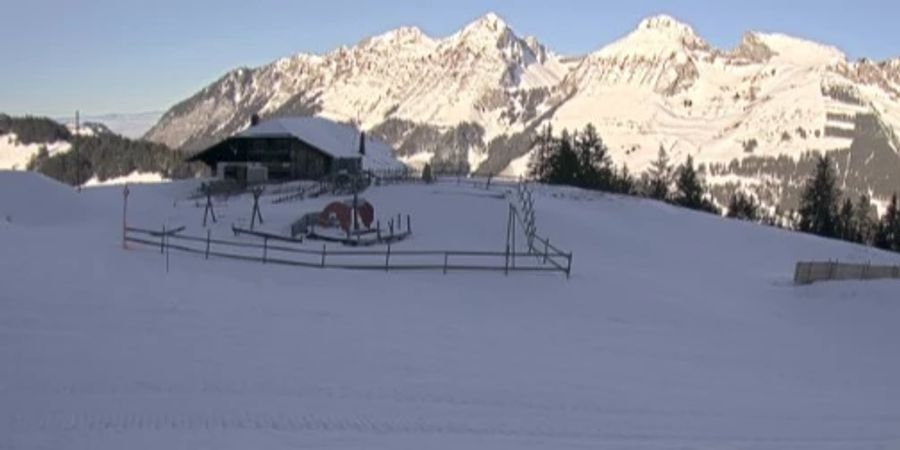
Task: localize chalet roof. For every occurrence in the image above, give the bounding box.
[236,117,402,170]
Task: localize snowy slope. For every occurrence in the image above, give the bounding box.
[0,133,71,171]
[0,171,84,225]
[2,173,899,449]
[145,13,900,213]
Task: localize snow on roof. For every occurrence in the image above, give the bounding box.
[237,117,405,171]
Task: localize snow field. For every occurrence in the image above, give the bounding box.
[1,172,899,449]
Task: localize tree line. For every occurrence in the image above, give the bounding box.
[0,114,71,145]
[27,133,201,186]
[528,124,719,214]
[795,154,900,253]
[527,124,900,254]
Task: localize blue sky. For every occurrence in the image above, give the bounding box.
[2,0,897,117]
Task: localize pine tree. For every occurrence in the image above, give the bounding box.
[835,198,857,242]
[726,191,759,221]
[673,156,716,213]
[421,163,434,184]
[875,194,900,251]
[574,124,611,189]
[528,124,554,182]
[546,130,579,185]
[645,146,671,200]
[854,194,877,245]
[797,155,840,238]
[613,164,635,195]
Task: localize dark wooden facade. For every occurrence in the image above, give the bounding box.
[188,136,361,182]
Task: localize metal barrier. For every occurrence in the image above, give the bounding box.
[125,226,571,277]
[794,260,900,284]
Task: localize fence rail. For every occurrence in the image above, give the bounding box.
[125,226,572,277]
[794,260,900,284]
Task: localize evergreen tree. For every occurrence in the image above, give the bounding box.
[835,198,857,242]
[673,156,717,213]
[797,155,840,238]
[726,191,759,221]
[645,145,671,200]
[528,124,553,182]
[28,133,199,186]
[613,164,635,195]
[421,163,434,184]
[854,194,877,245]
[875,194,900,251]
[546,130,579,185]
[574,124,611,189]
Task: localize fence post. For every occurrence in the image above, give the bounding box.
[385,241,391,272]
[504,244,509,276]
[511,209,516,269]
[443,252,448,275]
[566,252,573,279]
[321,244,326,268]
[505,205,511,276]
[160,225,166,254]
[263,236,268,264]
[122,185,129,250]
[377,221,381,240]
[164,227,170,274]
[407,215,411,234]
[543,238,549,264]
[205,229,211,260]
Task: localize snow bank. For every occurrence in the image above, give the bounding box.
[83,171,168,187]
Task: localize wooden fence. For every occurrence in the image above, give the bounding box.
[124,226,572,277]
[794,261,900,284]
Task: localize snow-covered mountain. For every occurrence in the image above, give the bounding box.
[145,13,900,212]
[57,111,163,139]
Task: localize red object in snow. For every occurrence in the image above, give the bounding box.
[319,199,375,232]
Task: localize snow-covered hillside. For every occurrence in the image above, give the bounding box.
[0,132,71,171]
[0,119,116,171]
[144,13,900,213]
[2,172,899,449]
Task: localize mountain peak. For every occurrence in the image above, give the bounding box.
[594,14,706,59]
[636,14,697,36]
[458,12,510,38]
[446,11,521,54]
[364,26,434,49]
[470,12,507,30]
